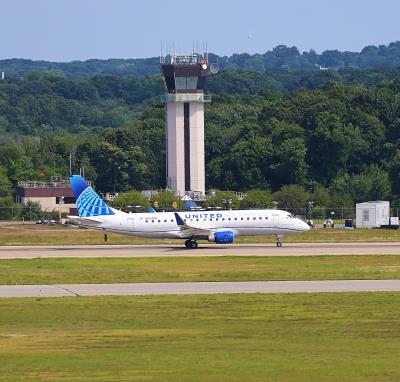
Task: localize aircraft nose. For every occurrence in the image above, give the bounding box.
[300,219,310,231]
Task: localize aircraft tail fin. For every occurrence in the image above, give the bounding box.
[69,175,115,218]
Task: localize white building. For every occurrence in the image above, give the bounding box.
[355,201,390,228]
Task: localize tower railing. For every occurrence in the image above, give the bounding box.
[160,94,212,103]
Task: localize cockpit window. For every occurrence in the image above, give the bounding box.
[287,213,296,219]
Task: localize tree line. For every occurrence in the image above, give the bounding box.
[2,42,400,78]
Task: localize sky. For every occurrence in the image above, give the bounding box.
[0,0,399,61]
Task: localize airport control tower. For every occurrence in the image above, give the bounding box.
[161,51,218,196]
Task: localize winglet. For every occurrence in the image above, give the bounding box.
[174,212,185,226]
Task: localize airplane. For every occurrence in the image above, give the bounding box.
[67,175,310,249]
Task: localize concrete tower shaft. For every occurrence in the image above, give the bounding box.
[161,53,214,196]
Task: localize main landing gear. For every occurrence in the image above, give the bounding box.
[185,239,198,249]
[276,234,283,247]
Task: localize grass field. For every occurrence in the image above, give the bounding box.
[1,293,400,381]
[1,255,400,284]
[1,223,400,245]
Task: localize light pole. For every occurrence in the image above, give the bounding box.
[308,201,314,220]
[58,196,64,222]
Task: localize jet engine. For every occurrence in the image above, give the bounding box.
[208,231,234,244]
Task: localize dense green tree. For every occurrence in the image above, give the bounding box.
[112,190,150,211]
[151,191,182,210]
[330,167,392,203]
[240,190,274,209]
[228,135,273,190]
[273,185,310,209]
[311,187,331,207]
[20,200,42,221]
[0,166,11,198]
[204,191,240,209]
[307,112,353,183]
[389,150,400,196]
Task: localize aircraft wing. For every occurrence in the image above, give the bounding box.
[174,213,211,238]
[66,215,104,226]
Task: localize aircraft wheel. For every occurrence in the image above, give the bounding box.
[190,241,198,249]
[276,241,282,247]
[184,240,192,248]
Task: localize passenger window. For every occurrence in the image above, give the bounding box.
[247,217,250,220]
[253,217,256,220]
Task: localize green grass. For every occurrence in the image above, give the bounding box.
[1,224,400,245]
[1,293,400,381]
[2,255,400,285]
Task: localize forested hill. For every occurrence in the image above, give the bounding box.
[1,67,400,138]
[2,42,400,78]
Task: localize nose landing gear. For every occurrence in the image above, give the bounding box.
[276,234,283,247]
[184,239,198,249]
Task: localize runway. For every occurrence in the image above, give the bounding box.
[1,242,400,259]
[1,279,400,297]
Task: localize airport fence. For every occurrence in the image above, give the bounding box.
[283,207,355,220]
[0,207,60,222]
[283,207,399,221]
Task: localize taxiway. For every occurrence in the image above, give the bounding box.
[1,279,400,297]
[1,242,400,259]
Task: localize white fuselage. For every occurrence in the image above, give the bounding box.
[73,209,309,240]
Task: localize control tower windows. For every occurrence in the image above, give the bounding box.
[175,77,198,91]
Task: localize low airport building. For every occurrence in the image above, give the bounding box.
[15,178,77,214]
[355,201,390,228]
